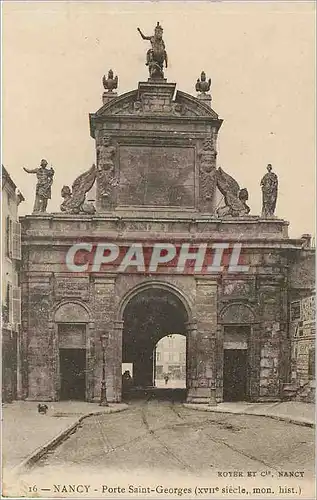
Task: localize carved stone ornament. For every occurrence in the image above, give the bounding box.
[195,71,211,94]
[102,69,118,93]
[60,164,97,214]
[216,167,250,217]
[94,87,220,119]
[96,135,118,207]
[198,138,217,202]
[261,164,278,217]
[125,99,185,116]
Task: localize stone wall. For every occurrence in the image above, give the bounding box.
[289,295,315,403]
[20,213,314,403]
[286,250,315,402]
[289,249,315,297]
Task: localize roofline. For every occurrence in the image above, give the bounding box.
[89,113,223,139]
[1,165,25,201]
[89,84,223,138]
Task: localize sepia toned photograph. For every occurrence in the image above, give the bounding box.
[1,1,315,499]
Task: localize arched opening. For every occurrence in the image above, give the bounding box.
[54,302,90,401]
[122,286,189,399]
[220,303,255,402]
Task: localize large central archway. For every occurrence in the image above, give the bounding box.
[121,285,189,393]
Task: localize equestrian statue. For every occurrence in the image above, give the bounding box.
[137,22,168,79]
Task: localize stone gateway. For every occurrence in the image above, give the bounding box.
[20,28,314,404]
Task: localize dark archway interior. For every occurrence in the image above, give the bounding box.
[122,288,188,388]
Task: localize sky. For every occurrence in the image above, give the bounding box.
[2,1,315,238]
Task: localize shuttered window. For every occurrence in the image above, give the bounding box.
[12,286,21,325]
[5,216,12,258]
[6,283,13,324]
[5,219,21,260]
[11,222,21,260]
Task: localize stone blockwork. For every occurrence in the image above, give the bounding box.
[20,212,314,403]
[288,294,315,403]
[286,249,315,402]
[24,273,55,400]
[187,279,217,403]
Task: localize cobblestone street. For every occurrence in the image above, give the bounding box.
[5,400,315,499]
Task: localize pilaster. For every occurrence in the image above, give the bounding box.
[257,278,284,401]
[26,273,55,401]
[92,276,118,402]
[187,279,218,403]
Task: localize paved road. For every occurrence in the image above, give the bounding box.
[12,400,315,498]
[155,379,186,388]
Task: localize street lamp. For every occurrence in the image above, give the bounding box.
[208,380,217,406]
[99,333,109,407]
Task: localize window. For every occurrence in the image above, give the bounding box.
[5,283,13,324]
[156,351,161,362]
[12,286,21,325]
[156,365,163,376]
[180,352,186,363]
[5,218,21,260]
[169,351,174,362]
[12,222,22,260]
[290,301,301,322]
[5,216,12,258]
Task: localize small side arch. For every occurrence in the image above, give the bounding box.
[219,302,256,324]
[53,300,91,323]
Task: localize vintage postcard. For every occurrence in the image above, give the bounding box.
[1,1,315,499]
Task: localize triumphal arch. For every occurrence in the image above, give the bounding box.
[20,25,314,403]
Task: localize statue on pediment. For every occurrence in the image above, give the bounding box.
[60,164,96,214]
[261,164,278,217]
[137,22,168,79]
[216,167,250,217]
[23,159,54,213]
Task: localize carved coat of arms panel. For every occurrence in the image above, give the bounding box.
[117,145,195,208]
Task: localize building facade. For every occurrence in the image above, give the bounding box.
[155,334,186,383]
[287,293,315,402]
[1,166,24,402]
[19,64,315,404]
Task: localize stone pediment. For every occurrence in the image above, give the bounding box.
[94,82,219,119]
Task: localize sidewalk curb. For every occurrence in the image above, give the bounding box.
[13,405,129,474]
[183,404,315,428]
